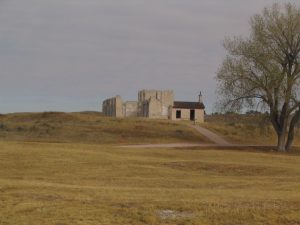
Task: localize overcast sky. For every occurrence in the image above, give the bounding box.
[0,0,298,113]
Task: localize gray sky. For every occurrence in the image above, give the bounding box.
[0,0,298,113]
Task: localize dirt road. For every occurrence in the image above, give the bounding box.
[188,125,230,145]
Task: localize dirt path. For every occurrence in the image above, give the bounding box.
[121,124,232,148]
[120,143,221,148]
[188,124,231,145]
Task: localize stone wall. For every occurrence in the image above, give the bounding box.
[123,101,138,117]
[138,90,174,118]
[171,108,204,123]
[102,95,123,118]
[148,98,163,118]
[102,96,139,118]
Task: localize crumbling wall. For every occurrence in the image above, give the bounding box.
[138,90,174,118]
[102,95,123,118]
[148,97,162,118]
[123,101,138,117]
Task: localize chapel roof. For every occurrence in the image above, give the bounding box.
[173,101,205,109]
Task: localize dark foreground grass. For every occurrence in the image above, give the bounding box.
[0,112,208,144]
[0,141,299,225]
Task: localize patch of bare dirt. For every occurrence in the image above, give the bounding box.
[157,209,193,219]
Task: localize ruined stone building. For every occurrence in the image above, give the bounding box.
[102,90,205,122]
[137,90,174,119]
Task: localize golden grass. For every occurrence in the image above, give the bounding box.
[0,113,299,224]
[203,114,300,147]
[0,112,208,144]
[0,141,299,225]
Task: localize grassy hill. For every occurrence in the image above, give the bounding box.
[204,114,300,147]
[0,112,208,144]
[0,112,299,224]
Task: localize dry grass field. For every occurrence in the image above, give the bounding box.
[0,112,208,144]
[0,112,299,225]
[0,142,299,225]
[204,114,300,147]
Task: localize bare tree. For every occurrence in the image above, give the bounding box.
[217,3,300,152]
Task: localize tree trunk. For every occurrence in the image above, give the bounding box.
[285,128,294,151]
[285,109,300,151]
[270,112,288,152]
[277,132,287,152]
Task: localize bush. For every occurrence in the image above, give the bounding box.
[0,123,7,130]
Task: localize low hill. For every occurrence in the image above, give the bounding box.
[204,114,300,147]
[0,112,208,144]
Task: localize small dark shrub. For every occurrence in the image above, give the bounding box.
[0,123,7,130]
[175,130,184,135]
[16,126,25,132]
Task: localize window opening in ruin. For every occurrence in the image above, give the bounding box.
[176,110,181,119]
